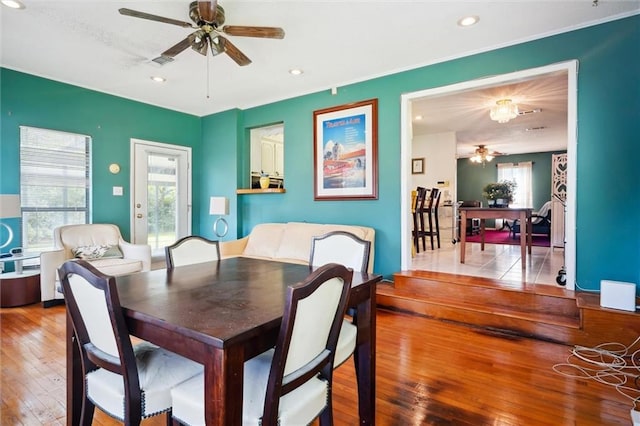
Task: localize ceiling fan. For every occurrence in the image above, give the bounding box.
[470,145,504,165]
[119,1,285,67]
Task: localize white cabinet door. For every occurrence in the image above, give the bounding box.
[275,143,284,177]
[261,141,276,175]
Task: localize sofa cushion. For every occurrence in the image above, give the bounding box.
[273,222,326,262]
[243,223,286,259]
[274,222,371,263]
[89,258,143,276]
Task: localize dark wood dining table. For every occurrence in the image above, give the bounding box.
[66,256,382,425]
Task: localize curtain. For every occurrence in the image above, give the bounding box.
[497,161,533,208]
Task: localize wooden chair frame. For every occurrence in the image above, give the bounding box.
[165,235,221,269]
[262,263,353,425]
[59,260,148,425]
[309,230,371,273]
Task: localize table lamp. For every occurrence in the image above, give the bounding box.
[0,194,20,250]
[209,196,229,238]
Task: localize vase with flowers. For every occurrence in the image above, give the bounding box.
[482,180,517,208]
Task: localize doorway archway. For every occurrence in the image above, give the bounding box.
[400,61,577,290]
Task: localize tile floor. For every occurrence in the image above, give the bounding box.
[410,231,566,286]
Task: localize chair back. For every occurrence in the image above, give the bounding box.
[415,186,428,212]
[165,235,221,268]
[54,224,124,257]
[262,263,353,424]
[309,230,371,272]
[58,260,142,419]
[427,187,440,211]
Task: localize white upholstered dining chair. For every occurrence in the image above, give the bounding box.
[165,235,221,269]
[170,263,353,426]
[58,259,202,425]
[310,230,371,367]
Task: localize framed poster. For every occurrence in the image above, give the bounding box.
[412,158,424,174]
[313,98,378,200]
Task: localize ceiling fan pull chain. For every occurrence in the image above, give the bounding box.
[206,52,211,99]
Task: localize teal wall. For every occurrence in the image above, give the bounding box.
[0,69,202,243]
[1,15,639,290]
[202,15,640,288]
[457,151,565,209]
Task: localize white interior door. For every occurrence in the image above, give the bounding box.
[131,139,191,253]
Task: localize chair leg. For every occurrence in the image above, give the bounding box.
[419,212,426,251]
[427,213,435,250]
[80,398,96,426]
[319,399,334,426]
[412,213,420,254]
[435,211,441,249]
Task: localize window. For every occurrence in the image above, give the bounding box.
[497,161,533,208]
[20,126,91,250]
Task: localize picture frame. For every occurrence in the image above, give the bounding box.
[412,158,424,174]
[313,98,378,200]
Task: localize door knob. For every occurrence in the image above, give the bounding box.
[136,214,143,218]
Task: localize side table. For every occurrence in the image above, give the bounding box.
[0,252,42,307]
[0,269,41,307]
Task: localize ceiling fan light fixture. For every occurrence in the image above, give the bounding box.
[470,145,495,166]
[490,99,519,123]
[1,0,25,9]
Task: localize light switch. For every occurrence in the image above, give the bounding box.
[113,186,123,196]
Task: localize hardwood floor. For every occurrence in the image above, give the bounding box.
[1,303,633,425]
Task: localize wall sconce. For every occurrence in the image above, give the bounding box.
[0,194,21,250]
[209,196,229,238]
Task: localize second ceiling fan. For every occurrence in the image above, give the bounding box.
[119,0,285,66]
[470,145,504,165]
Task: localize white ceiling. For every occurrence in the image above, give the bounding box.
[412,70,570,157]
[1,0,639,120]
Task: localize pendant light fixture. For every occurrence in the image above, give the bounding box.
[490,99,519,123]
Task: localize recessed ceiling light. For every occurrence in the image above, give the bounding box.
[457,15,479,27]
[150,76,166,83]
[414,115,423,120]
[289,68,303,76]
[1,0,26,9]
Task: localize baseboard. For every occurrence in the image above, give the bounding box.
[42,299,65,308]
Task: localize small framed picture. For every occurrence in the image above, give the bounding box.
[412,158,424,174]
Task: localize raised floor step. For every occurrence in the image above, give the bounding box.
[378,271,581,344]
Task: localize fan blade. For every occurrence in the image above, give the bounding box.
[198,1,218,23]
[161,32,198,58]
[220,36,251,66]
[222,26,285,39]
[119,8,194,28]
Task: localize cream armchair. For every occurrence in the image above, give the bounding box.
[40,224,151,307]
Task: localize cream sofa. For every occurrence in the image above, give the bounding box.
[40,224,151,307]
[220,222,375,273]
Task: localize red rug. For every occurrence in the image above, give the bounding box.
[465,230,550,247]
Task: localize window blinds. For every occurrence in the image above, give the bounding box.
[20,126,91,209]
[19,126,91,249]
